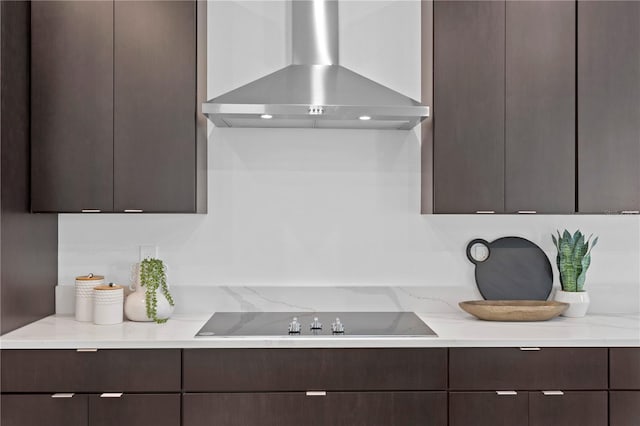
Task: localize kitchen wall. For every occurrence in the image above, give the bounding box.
[57,0,640,314]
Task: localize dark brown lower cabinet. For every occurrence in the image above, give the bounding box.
[0,393,180,426]
[183,391,446,426]
[529,391,607,426]
[449,392,528,426]
[89,393,180,426]
[0,394,88,426]
[450,391,608,426]
[610,391,640,426]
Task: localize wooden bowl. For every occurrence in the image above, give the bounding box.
[459,300,569,322]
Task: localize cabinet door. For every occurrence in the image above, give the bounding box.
[505,1,575,213]
[114,1,197,212]
[610,391,640,426]
[89,394,180,426]
[449,392,528,426]
[529,391,607,426]
[1,394,88,426]
[433,1,505,213]
[578,1,640,213]
[31,1,114,212]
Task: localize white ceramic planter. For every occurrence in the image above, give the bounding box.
[554,290,590,317]
[124,286,174,322]
[124,262,174,322]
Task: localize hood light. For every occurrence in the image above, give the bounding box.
[261,114,273,119]
[359,115,372,121]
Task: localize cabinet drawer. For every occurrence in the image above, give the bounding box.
[183,348,447,391]
[89,393,180,426]
[449,348,607,390]
[183,391,446,426]
[0,349,181,392]
[529,391,607,426]
[610,348,640,389]
[610,391,640,426]
[449,391,528,426]
[1,394,88,426]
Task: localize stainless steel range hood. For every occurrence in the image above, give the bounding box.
[203,0,429,130]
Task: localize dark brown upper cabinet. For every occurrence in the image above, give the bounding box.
[433,0,505,214]
[578,1,640,213]
[432,1,576,214]
[31,1,207,213]
[31,1,114,213]
[505,1,576,213]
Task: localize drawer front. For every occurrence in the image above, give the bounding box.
[1,349,181,392]
[610,391,640,426]
[529,391,607,426]
[1,394,88,426]
[449,391,528,426]
[89,393,180,426]
[449,347,607,390]
[183,391,446,426]
[610,348,640,389]
[183,348,447,391]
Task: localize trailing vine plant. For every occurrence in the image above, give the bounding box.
[139,258,174,324]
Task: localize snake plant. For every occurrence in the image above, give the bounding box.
[552,230,598,292]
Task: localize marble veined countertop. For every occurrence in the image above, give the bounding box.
[1,312,638,349]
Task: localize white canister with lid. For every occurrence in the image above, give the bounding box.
[75,274,104,322]
[93,284,124,325]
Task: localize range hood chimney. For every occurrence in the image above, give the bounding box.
[202,0,429,130]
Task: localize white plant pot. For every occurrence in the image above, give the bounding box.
[124,286,174,322]
[554,290,590,317]
[124,262,174,322]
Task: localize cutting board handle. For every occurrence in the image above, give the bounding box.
[466,238,490,265]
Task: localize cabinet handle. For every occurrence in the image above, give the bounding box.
[124,209,143,213]
[81,209,101,213]
[76,348,98,352]
[51,393,75,398]
[496,391,518,396]
[306,391,326,397]
[517,210,537,214]
[475,210,495,214]
[542,391,564,396]
[100,393,123,398]
[519,347,541,351]
[620,210,640,214]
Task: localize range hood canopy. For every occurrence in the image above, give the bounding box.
[203,0,429,130]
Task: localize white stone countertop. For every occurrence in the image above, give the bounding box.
[0,312,638,349]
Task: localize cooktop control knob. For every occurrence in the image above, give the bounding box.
[310,316,323,330]
[288,317,301,334]
[331,317,345,334]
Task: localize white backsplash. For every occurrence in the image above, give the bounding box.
[57,0,640,314]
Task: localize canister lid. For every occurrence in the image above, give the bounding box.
[76,273,104,281]
[94,284,123,291]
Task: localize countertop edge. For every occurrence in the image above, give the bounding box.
[1,312,639,349]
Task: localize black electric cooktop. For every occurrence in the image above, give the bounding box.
[195,312,437,337]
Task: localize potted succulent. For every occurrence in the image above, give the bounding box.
[551,230,598,317]
[124,258,175,323]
